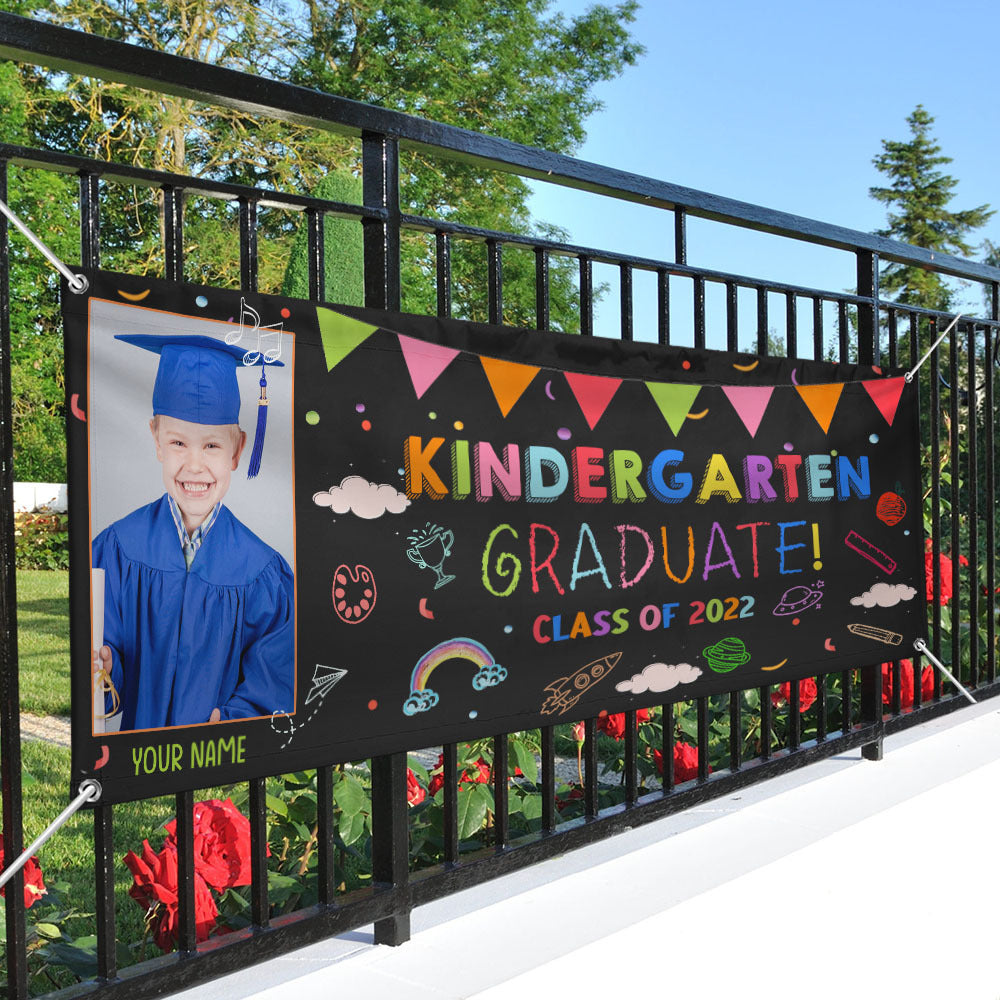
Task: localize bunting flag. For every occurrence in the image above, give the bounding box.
[645,381,702,435]
[65,274,925,804]
[862,377,907,427]
[564,371,622,430]
[317,306,379,371]
[796,383,844,434]
[397,334,460,399]
[722,385,774,437]
[480,356,540,417]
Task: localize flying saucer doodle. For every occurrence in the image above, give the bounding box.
[402,638,507,716]
[772,581,824,617]
[541,652,622,716]
[702,637,750,674]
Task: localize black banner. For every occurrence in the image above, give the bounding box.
[64,272,924,802]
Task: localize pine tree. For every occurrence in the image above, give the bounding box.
[870,105,992,312]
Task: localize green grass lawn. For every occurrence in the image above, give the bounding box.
[16,569,71,717]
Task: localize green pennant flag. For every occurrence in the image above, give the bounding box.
[316,306,379,371]
[645,382,702,435]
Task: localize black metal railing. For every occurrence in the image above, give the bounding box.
[1,12,998,999]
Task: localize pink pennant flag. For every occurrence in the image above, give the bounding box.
[862,377,906,427]
[722,386,774,437]
[397,334,460,399]
[564,371,623,430]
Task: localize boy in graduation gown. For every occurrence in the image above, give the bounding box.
[92,334,294,731]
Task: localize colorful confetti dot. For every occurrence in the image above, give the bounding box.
[195,295,208,308]
[504,625,513,634]
[830,450,838,457]
[557,427,572,441]
[356,403,366,413]
[367,699,378,711]
[468,710,478,720]
[869,433,879,444]
[398,467,405,476]
[792,618,801,626]
[361,419,372,431]
[305,410,320,425]
[428,411,437,420]
[784,442,793,452]
[904,529,911,536]
[682,360,691,370]
[280,307,291,319]
[454,420,464,430]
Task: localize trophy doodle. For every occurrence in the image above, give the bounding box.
[406,522,456,589]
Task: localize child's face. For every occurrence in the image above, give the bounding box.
[151,417,246,530]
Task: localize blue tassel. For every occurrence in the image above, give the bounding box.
[247,370,268,479]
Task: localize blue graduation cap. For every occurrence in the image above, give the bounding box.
[114,333,284,479]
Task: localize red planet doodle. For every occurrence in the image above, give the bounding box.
[332,564,377,623]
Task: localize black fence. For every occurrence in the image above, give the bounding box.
[1,13,998,999]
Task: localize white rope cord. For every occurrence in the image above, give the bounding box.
[0,780,102,891]
[0,196,88,294]
[904,313,962,383]
[913,638,976,705]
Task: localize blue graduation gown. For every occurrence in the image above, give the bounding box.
[92,495,294,730]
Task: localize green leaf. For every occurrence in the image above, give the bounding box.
[34,922,61,939]
[267,871,302,905]
[457,784,491,839]
[265,793,288,817]
[339,808,367,846]
[333,772,368,817]
[511,739,538,784]
[520,792,543,822]
[37,937,97,978]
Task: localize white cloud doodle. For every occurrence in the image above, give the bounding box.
[313,476,411,519]
[849,582,917,609]
[615,661,702,695]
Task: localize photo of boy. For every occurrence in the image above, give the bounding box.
[91,333,295,731]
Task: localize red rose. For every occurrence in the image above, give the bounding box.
[426,754,492,796]
[924,540,954,604]
[0,833,46,909]
[654,741,708,784]
[406,768,426,806]
[596,708,651,741]
[555,786,584,812]
[163,798,255,892]
[881,659,935,709]
[124,840,217,952]
[770,677,818,713]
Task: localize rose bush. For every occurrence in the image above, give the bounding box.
[163,797,254,891]
[771,677,818,713]
[881,658,935,708]
[654,741,707,784]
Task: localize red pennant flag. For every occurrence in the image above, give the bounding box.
[565,371,622,431]
[862,377,906,427]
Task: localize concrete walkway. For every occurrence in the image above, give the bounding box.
[168,698,1000,1000]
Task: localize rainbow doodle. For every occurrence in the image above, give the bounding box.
[402,638,507,716]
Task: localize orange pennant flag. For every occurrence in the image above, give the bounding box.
[480,356,540,417]
[795,383,844,434]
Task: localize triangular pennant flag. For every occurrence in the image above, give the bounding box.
[862,377,906,427]
[316,306,379,371]
[645,382,702,436]
[796,383,844,434]
[722,385,774,437]
[480,356,540,417]
[397,334,460,399]
[564,371,623,431]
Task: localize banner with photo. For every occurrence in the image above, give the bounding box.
[63,272,924,802]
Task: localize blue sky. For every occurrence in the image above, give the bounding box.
[527,0,1000,350]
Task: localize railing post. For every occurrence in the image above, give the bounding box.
[371,752,410,945]
[361,131,401,311]
[0,157,28,1000]
[856,249,884,758]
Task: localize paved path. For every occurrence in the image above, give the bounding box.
[167,698,1000,1000]
[19,713,70,747]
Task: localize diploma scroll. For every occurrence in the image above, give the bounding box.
[91,568,122,733]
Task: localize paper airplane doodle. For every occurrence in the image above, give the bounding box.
[306,664,348,704]
[541,652,622,716]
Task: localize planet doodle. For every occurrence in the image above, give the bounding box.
[702,637,750,673]
[772,581,824,617]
